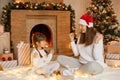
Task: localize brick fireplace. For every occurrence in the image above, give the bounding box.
[11,10,73,55]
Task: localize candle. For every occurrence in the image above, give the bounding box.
[52,70,61,80]
[55,74,58,80]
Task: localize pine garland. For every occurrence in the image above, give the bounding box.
[0,2,75,33]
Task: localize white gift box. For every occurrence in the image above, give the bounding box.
[0,60,17,68]
[106,54,120,60]
[0,32,10,53]
[105,59,120,68]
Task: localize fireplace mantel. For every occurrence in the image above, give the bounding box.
[11,10,73,55]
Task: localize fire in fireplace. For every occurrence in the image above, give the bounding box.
[30,24,52,47]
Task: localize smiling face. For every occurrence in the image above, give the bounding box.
[79,24,87,33]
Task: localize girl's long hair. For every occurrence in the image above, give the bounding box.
[79,27,97,46]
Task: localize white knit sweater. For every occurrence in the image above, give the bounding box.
[31,48,53,68]
[70,33,107,67]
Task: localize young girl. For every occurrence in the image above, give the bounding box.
[30,33,60,75]
[57,13,107,76]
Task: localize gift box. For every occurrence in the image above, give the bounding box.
[106,53,120,60]
[15,41,31,66]
[105,44,120,68]
[105,59,120,68]
[0,60,17,68]
[106,45,120,54]
[0,53,13,61]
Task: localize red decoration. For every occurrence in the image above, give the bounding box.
[112,16,115,20]
[46,6,52,10]
[2,57,6,61]
[8,57,12,61]
[93,18,98,22]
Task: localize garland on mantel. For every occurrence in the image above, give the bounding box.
[0,2,75,32]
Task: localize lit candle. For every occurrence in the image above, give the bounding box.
[53,70,61,80]
[55,74,58,80]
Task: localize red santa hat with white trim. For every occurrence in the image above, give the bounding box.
[79,14,93,28]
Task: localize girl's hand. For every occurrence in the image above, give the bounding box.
[50,48,54,54]
[33,53,38,58]
[69,33,75,41]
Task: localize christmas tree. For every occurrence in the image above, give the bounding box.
[87,0,120,44]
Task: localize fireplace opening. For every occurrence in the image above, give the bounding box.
[30,24,52,47]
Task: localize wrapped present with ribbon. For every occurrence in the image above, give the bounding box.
[106,53,120,60]
[0,60,17,68]
[105,59,120,68]
[16,41,31,66]
[0,53,13,61]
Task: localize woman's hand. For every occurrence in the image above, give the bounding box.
[95,33,104,44]
[69,33,75,42]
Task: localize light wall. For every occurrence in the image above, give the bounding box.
[63,0,90,31]
[112,0,120,24]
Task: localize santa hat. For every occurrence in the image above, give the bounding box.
[79,14,93,28]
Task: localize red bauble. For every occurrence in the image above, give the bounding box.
[8,57,12,61]
[46,6,52,10]
[2,57,6,61]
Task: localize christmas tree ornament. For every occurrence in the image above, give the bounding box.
[2,57,6,61]
[8,57,12,61]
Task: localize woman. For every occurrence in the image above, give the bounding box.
[57,13,107,76]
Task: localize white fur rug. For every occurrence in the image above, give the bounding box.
[0,66,120,80]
